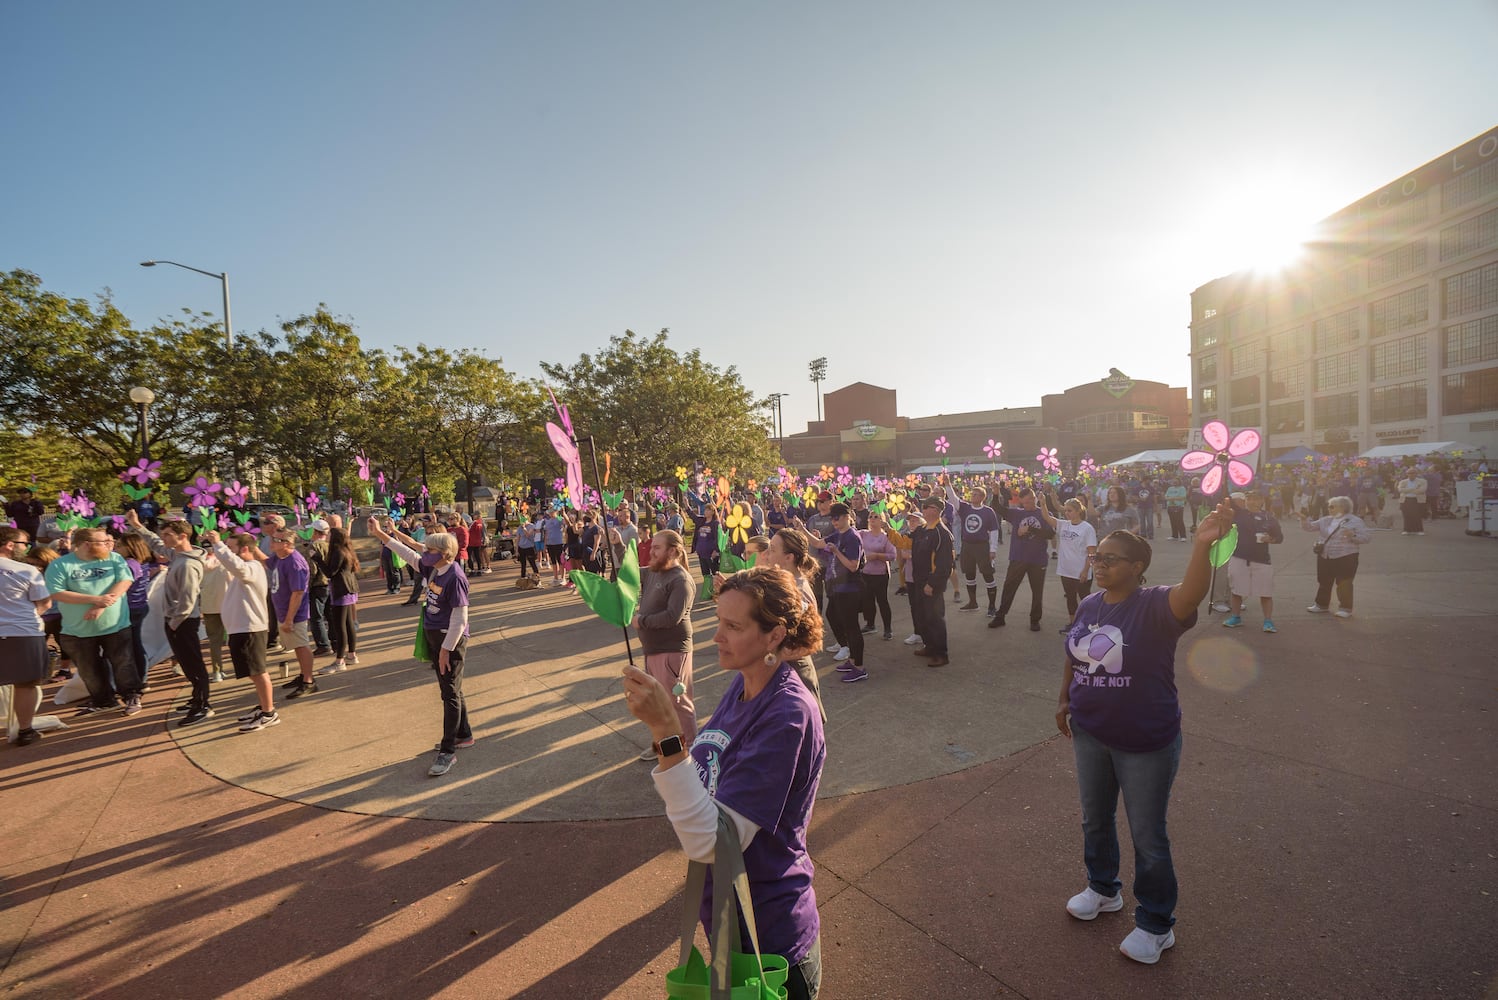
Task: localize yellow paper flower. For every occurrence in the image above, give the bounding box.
[886,492,908,517]
[802,485,818,504]
[675,466,688,481]
[725,503,752,545]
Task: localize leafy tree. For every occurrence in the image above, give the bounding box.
[538,329,778,486]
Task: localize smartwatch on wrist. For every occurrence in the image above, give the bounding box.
[652,734,685,757]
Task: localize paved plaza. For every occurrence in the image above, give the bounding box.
[3,521,1496,998]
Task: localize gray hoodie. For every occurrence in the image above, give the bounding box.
[135,527,206,629]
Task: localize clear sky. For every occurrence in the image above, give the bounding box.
[6,2,1496,435]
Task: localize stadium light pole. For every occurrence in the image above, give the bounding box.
[140,260,233,351]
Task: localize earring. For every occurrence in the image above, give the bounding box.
[763,650,778,666]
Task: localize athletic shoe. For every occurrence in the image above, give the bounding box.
[312,647,334,656]
[903,634,922,645]
[988,615,1006,629]
[925,655,949,667]
[1050,552,1058,559]
[428,751,456,776]
[959,601,979,611]
[1119,927,1175,965]
[894,587,907,596]
[281,676,307,691]
[434,737,477,751]
[179,707,216,727]
[1222,616,1243,628]
[1306,604,1329,614]
[75,703,116,715]
[347,653,359,664]
[238,710,280,732]
[882,631,893,640]
[637,747,656,761]
[833,647,851,662]
[1262,620,1277,633]
[986,608,997,617]
[839,667,868,683]
[266,643,286,654]
[286,679,319,699]
[317,661,347,676]
[1066,886,1123,920]
[860,623,876,633]
[1334,609,1353,619]
[1401,531,1411,535]
[1029,622,1041,632]
[836,662,857,672]
[825,644,843,658]
[123,695,142,716]
[14,728,41,746]
[210,671,227,682]
[1212,601,1232,613]
[913,646,934,657]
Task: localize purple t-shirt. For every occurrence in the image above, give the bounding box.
[1065,585,1195,753]
[821,527,864,593]
[423,563,470,635]
[269,550,311,622]
[691,663,825,966]
[956,501,1000,546]
[1001,506,1050,565]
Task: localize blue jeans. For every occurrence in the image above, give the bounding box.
[1072,724,1181,934]
[786,934,821,1000]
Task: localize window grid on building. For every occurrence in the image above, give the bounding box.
[1268,399,1305,432]
[1370,380,1428,423]
[1443,261,1498,318]
[1314,351,1359,392]
[1370,286,1429,337]
[1314,392,1359,428]
[1440,205,1498,262]
[1368,241,1427,286]
[1268,328,1305,360]
[1370,333,1427,381]
[1367,197,1429,244]
[1313,308,1360,352]
[1200,386,1218,414]
[1442,367,1498,415]
[1269,363,1305,399]
[1443,314,1498,367]
[1313,268,1359,308]
[1443,156,1498,213]
[1196,319,1219,349]
[1065,411,1171,433]
[1197,354,1217,380]
[1230,341,1264,374]
[1230,375,1261,405]
[1230,407,1259,429]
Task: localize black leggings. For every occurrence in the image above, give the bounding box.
[826,590,864,665]
[329,603,358,658]
[1060,576,1093,618]
[860,573,891,631]
[518,547,539,576]
[1167,507,1186,539]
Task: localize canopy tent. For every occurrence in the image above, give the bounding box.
[1267,445,1331,464]
[1357,441,1487,460]
[1109,449,1189,466]
[905,463,1022,475]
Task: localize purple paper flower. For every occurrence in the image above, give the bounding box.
[222,480,249,508]
[183,477,221,505]
[57,491,75,513]
[123,458,163,486]
[73,492,96,518]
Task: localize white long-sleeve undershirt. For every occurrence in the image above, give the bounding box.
[651,757,759,863]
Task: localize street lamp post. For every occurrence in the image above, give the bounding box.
[129,386,156,459]
[139,260,233,351]
[767,392,788,445]
[808,358,827,424]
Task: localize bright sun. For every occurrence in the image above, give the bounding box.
[1191,169,1327,278]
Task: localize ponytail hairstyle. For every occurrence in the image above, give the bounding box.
[1098,529,1151,585]
[717,565,824,654]
[771,527,819,577]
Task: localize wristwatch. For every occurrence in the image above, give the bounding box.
[652,734,685,757]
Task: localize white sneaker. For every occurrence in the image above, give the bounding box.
[1334,609,1353,619]
[1066,886,1123,920]
[834,647,851,662]
[903,634,922,645]
[1306,604,1328,614]
[1119,926,1175,964]
[825,644,842,658]
[317,660,347,676]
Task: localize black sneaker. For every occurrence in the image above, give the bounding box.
[14,728,41,746]
[239,710,280,732]
[986,607,997,617]
[281,676,307,691]
[179,707,216,727]
[312,647,334,657]
[882,631,893,640]
[286,679,319,699]
[75,702,118,715]
[860,624,875,633]
[1029,621,1042,632]
[988,615,1006,629]
[959,601,979,611]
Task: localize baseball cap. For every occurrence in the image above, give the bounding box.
[310,518,330,531]
[816,490,833,501]
[919,496,944,511]
[1229,491,1247,501]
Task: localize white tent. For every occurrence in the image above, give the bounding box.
[1358,441,1487,459]
[1109,449,1189,466]
[906,463,1022,475]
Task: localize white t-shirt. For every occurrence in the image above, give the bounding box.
[0,555,50,637]
[1055,519,1098,581]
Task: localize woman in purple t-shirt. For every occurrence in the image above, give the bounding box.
[623,566,827,999]
[1054,497,1234,965]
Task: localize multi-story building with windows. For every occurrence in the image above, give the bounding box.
[1190,127,1498,456]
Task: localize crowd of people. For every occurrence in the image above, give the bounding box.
[2,448,1484,994]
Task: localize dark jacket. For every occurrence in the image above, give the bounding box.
[910,521,954,586]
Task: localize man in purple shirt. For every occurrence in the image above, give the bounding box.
[267,531,316,694]
[990,483,1054,632]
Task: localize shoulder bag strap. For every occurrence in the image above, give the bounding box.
[709,807,768,1000]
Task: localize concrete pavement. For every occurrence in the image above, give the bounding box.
[2,520,1495,998]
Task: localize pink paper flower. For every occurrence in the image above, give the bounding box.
[73,492,97,518]
[1180,419,1260,495]
[934,436,950,454]
[984,440,1003,460]
[1036,447,1060,473]
[122,458,163,486]
[305,493,320,511]
[356,452,371,481]
[1078,455,1098,477]
[222,480,249,508]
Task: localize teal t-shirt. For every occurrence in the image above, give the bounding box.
[1165,486,1188,509]
[44,552,133,636]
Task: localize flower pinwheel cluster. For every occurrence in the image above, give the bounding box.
[1036,447,1060,473]
[1179,419,1260,495]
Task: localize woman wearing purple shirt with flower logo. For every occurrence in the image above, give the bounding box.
[622,566,827,999]
[368,518,472,778]
[1055,497,1235,965]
